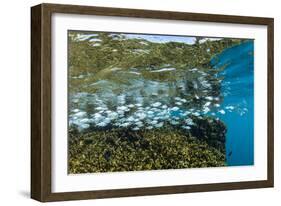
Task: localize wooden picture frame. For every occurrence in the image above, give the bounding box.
[31,3,274,202]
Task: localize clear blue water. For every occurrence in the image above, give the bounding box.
[211,41,254,166]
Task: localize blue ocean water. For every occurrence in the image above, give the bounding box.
[211,41,254,166]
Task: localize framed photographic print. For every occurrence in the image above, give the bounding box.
[31,3,274,202]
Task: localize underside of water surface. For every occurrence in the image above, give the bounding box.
[67,31,254,174]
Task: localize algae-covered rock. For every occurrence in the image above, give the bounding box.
[68,117,226,174]
[190,117,226,153]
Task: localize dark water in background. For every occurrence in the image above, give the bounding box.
[211,41,254,166]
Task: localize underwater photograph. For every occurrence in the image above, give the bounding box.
[67,30,254,174]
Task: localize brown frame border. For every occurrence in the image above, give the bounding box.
[31,3,274,202]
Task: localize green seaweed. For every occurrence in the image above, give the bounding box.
[68,117,226,174]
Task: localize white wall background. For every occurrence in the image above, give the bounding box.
[0,0,279,205]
